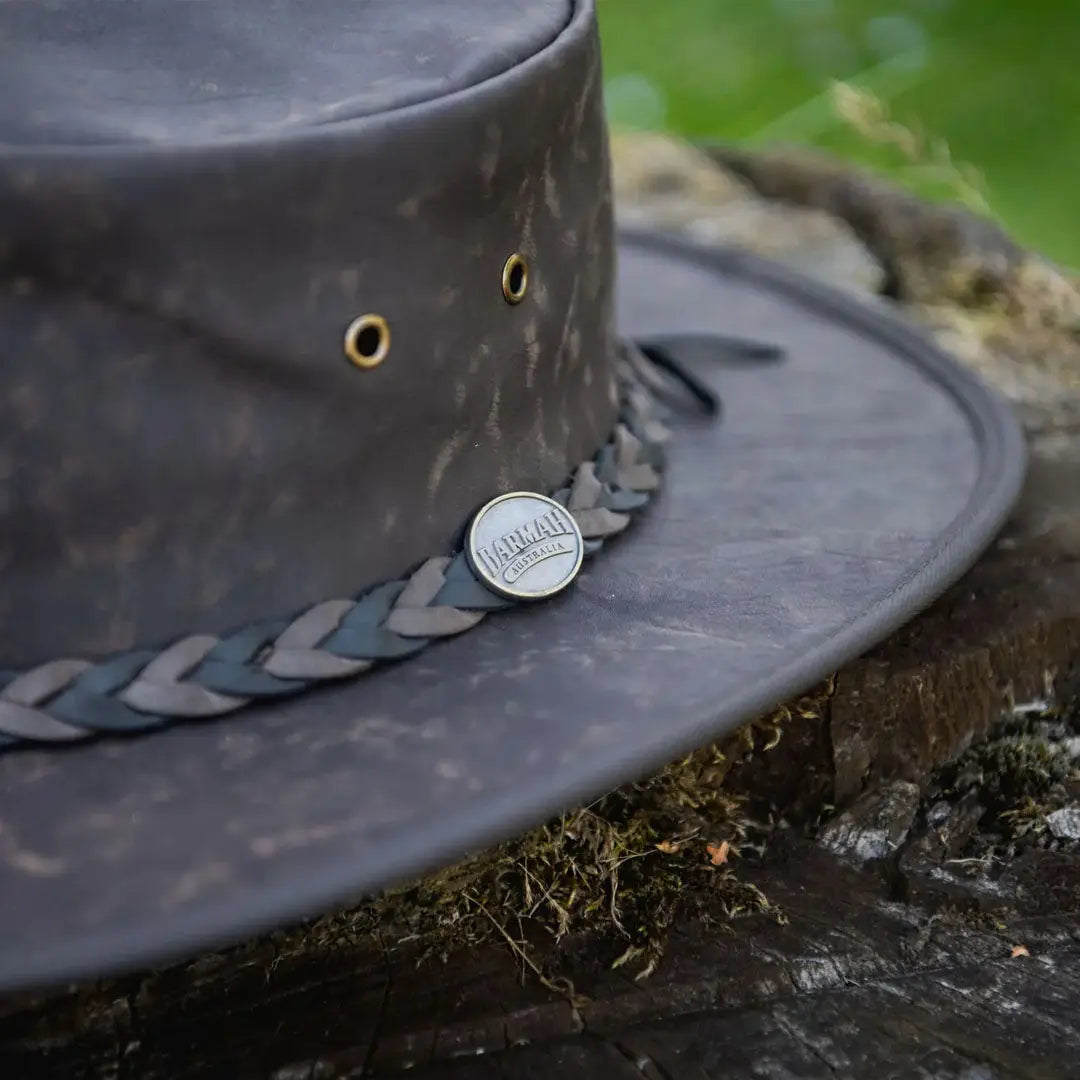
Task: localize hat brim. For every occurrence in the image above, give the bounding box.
[0,231,1026,991]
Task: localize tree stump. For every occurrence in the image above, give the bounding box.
[3,138,1079,1080]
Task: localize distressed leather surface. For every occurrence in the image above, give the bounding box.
[0,0,616,667]
[0,0,572,144]
[0,237,1025,991]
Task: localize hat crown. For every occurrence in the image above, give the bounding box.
[0,0,616,666]
[0,0,574,147]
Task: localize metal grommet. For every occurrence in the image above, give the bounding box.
[343,313,390,369]
[501,253,529,305]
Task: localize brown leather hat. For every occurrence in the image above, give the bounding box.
[0,0,1025,991]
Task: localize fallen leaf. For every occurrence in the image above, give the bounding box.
[706,840,731,866]
[1010,944,1030,958]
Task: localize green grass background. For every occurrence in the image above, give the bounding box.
[597,0,1078,266]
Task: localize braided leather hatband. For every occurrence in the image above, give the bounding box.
[0,344,689,751]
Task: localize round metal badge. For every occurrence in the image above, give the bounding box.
[466,492,585,601]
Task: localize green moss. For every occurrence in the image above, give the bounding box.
[303,684,832,988]
[929,689,1080,855]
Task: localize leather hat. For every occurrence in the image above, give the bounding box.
[0,0,1025,990]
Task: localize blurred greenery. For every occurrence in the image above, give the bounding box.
[597,0,1078,266]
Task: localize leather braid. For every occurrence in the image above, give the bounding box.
[0,346,676,751]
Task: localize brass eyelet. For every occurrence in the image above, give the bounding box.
[501,253,529,305]
[343,313,390,369]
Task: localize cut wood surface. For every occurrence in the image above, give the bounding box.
[3,138,1078,1079]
